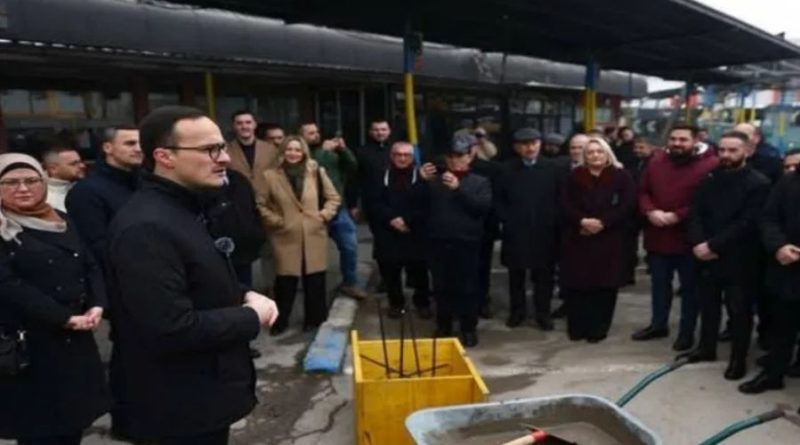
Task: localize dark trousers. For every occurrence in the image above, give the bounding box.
[273,271,327,330]
[508,267,554,317]
[564,288,618,340]
[17,433,82,445]
[765,299,800,380]
[158,428,230,445]
[378,260,430,310]
[697,274,752,360]
[477,233,495,310]
[430,239,481,333]
[649,253,698,335]
[754,259,773,343]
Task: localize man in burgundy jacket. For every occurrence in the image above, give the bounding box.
[632,124,719,351]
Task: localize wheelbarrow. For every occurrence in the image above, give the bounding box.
[406,357,798,444]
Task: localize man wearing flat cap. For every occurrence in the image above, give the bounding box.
[496,128,562,331]
[419,133,491,347]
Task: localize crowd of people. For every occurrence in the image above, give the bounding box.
[1,104,799,444]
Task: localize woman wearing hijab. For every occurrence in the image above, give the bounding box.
[559,138,636,343]
[257,136,341,335]
[0,153,109,445]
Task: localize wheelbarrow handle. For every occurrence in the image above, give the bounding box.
[500,430,547,445]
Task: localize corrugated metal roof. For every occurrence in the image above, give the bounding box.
[0,0,647,96]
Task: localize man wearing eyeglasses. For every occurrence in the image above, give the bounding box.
[107,106,278,445]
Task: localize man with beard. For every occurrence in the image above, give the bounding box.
[355,119,393,223]
[632,124,718,351]
[678,131,769,381]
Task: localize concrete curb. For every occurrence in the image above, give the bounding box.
[303,261,374,373]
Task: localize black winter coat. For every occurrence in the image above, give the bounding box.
[748,152,783,185]
[426,172,491,242]
[497,157,562,269]
[471,158,503,239]
[688,166,770,283]
[107,174,261,439]
[363,168,429,261]
[355,139,392,214]
[761,172,800,301]
[65,161,138,264]
[0,219,109,439]
[205,169,266,268]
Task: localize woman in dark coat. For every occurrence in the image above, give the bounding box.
[560,138,636,343]
[0,153,109,445]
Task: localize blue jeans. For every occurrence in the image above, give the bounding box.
[649,253,698,336]
[328,208,359,287]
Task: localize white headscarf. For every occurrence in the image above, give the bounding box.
[0,153,66,244]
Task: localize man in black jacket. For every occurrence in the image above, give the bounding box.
[66,125,141,265]
[497,128,561,331]
[739,158,800,395]
[732,123,784,348]
[107,106,278,445]
[64,124,141,440]
[419,133,491,347]
[678,131,770,381]
[470,141,503,319]
[364,141,431,319]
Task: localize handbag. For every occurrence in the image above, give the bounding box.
[0,329,30,376]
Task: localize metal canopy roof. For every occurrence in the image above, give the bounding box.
[172,0,800,75]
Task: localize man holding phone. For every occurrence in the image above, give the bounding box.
[300,123,367,300]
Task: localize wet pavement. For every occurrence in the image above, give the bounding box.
[3,230,800,444]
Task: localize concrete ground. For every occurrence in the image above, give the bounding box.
[4,230,799,444]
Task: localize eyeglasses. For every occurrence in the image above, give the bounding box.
[165,142,228,161]
[0,177,44,190]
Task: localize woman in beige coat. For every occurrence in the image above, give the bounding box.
[258,136,341,335]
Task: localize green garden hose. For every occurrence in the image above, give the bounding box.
[616,358,689,408]
[697,409,785,445]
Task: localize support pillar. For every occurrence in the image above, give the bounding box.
[403,28,421,164]
[0,97,8,153]
[131,76,149,124]
[583,60,599,132]
[204,72,216,121]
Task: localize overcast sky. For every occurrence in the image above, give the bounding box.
[648,0,800,91]
[697,0,800,40]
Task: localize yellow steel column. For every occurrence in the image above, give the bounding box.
[204,72,216,121]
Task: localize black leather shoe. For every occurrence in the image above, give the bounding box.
[387,307,404,319]
[478,305,493,320]
[461,331,479,348]
[416,306,433,320]
[249,347,262,359]
[725,359,747,381]
[676,349,716,363]
[672,334,694,352]
[536,315,555,332]
[718,328,732,343]
[551,304,567,319]
[506,313,526,328]
[631,326,669,341]
[738,372,784,394]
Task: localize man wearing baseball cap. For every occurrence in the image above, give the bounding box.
[496,128,562,331]
[419,133,492,347]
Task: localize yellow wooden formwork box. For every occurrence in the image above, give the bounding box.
[351,330,489,445]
